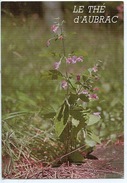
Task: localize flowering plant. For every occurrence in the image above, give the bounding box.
[44,18,102,163]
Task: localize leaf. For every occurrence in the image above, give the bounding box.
[69,151,84,163]
[79,94,89,102]
[67,79,76,91]
[87,114,100,126]
[63,101,69,124]
[54,101,69,137]
[85,137,96,147]
[88,68,93,74]
[41,71,51,79]
[57,103,65,121]
[71,120,86,140]
[43,112,56,119]
[70,107,86,122]
[68,93,78,105]
[72,118,79,127]
[59,122,70,142]
[82,75,87,82]
[49,69,62,80]
[54,117,67,137]
[89,133,101,144]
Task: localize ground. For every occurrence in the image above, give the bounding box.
[3,138,124,179]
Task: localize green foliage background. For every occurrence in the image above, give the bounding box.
[2,2,123,167]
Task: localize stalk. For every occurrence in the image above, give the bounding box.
[60,22,71,159]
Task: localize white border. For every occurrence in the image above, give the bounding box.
[0,0,126,183]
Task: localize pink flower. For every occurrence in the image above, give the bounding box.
[81,90,89,95]
[76,75,80,81]
[61,80,68,90]
[58,35,64,40]
[92,65,98,72]
[66,56,83,64]
[93,87,99,91]
[66,57,72,64]
[51,25,59,33]
[54,61,61,70]
[93,112,101,117]
[89,93,99,100]
[46,40,50,47]
[76,56,83,62]
[71,56,77,64]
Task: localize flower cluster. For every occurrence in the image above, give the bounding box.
[61,80,68,90]
[54,61,61,70]
[92,65,98,72]
[88,93,99,100]
[51,25,59,33]
[79,89,99,100]
[66,56,83,64]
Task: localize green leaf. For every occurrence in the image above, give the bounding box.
[85,137,96,147]
[68,93,78,105]
[54,117,67,137]
[57,103,65,121]
[71,120,86,140]
[87,114,100,126]
[70,107,86,122]
[49,69,63,80]
[43,112,56,119]
[89,133,101,144]
[41,70,62,80]
[82,75,87,82]
[67,79,76,91]
[63,101,69,124]
[79,94,89,102]
[59,122,70,142]
[69,151,84,163]
[41,71,51,80]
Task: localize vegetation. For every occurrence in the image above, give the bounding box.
[2,13,123,176]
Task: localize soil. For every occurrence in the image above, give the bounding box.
[2,139,124,179]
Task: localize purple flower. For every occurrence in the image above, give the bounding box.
[66,56,83,64]
[71,56,77,64]
[54,61,61,70]
[76,56,83,62]
[61,80,68,90]
[89,93,99,100]
[92,65,98,72]
[93,112,101,117]
[66,57,72,64]
[80,90,89,95]
[51,25,59,33]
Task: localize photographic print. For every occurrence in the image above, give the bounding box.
[1,1,124,179]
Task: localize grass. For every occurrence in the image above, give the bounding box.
[2,15,124,176]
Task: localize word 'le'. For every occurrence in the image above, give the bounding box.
[73,5,106,14]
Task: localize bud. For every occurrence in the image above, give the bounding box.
[76,75,80,81]
[58,35,64,40]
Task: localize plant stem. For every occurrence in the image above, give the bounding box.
[60,24,68,79]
